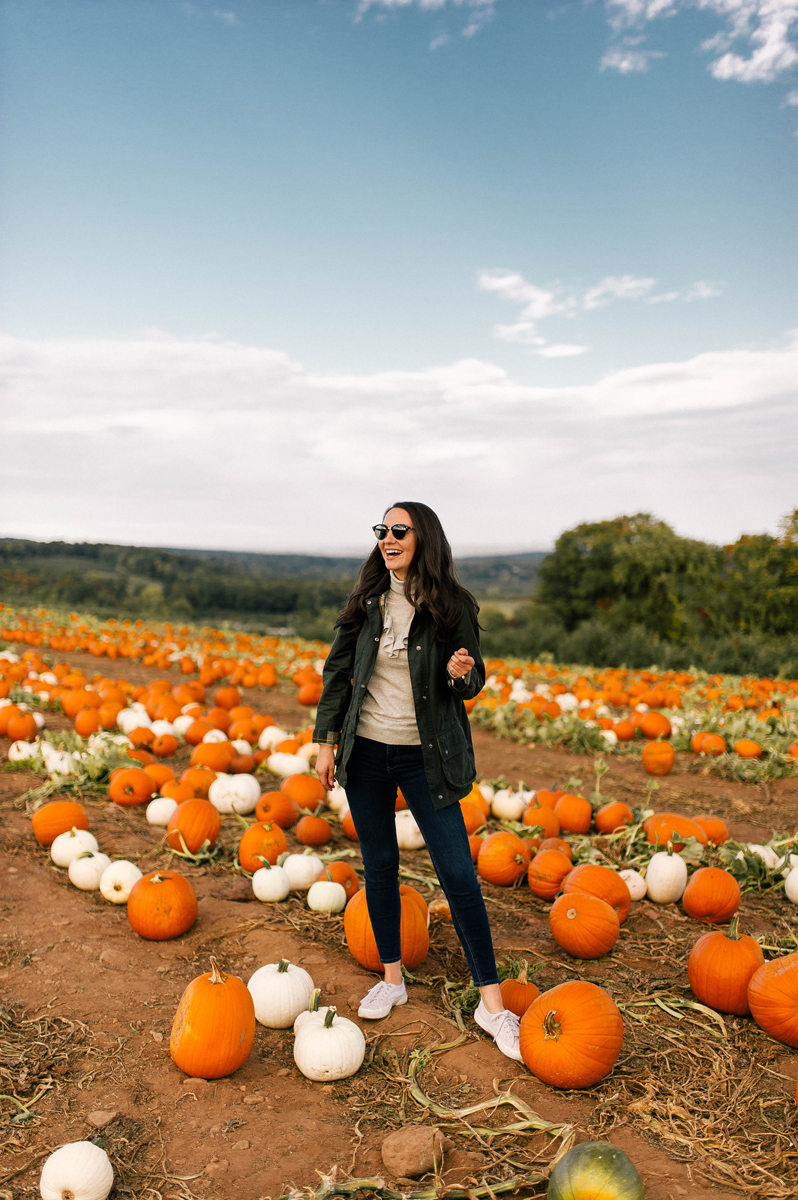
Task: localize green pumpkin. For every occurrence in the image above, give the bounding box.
[547,1142,644,1200]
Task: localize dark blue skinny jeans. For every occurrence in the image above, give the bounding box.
[345,735,499,986]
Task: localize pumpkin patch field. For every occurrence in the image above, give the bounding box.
[2,611,798,1200]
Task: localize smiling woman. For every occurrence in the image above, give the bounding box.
[313,501,524,1062]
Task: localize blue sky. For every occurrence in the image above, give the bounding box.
[1,0,796,553]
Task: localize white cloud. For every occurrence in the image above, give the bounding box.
[429,33,450,48]
[600,41,667,72]
[356,0,496,38]
[479,268,720,350]
[1,327,795,552]
[212,10,238,25]
[604,0,798,83]
[783,86,798,101]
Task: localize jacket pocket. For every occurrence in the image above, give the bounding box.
[436,726,475,788]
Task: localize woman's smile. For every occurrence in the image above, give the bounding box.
[380,507,417,579]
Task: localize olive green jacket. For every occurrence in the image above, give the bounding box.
[312,573,484,809]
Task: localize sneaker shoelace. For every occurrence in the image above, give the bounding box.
[493,1009,520,1040]
[364,981,402,1004]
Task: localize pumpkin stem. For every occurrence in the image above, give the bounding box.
[308,988,321,1013]
[209,956,227,985]
[566,907,578,920]
[542,1010,561,1041]
[255,857,273,870]
[323,1006,337,1028]
[728,913,740,941]
[518,961,528,985]
[278,959,290,973]
[151,873,163,884]
[325,869,334,882]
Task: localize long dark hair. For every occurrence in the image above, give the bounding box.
[336,501,478,638]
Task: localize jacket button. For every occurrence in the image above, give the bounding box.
[416,645,421,650]
[438,795,443,800]
[422,695,426,700]
[360,684,366,689]
[367,600,372,605]
[374,637,379,642]
[428,743,432,748]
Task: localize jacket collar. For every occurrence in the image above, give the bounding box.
[367,571,392,598]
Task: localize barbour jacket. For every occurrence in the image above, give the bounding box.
[312,572,485,810]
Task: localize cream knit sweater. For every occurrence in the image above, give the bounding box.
[356,573,421,745]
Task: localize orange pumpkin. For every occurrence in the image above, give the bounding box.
[341,809,359,841]
[214,686,242,710]
[562,863,631,923]
[255,791,301,828]
[644,812,708,851]
[237,821,288,871]
[127,871,198,940]
[73,709,101,738]
[280,774,327,807]
[296,812,332,846]
[641,740,675,776]
[144,763,176,790]
[477,831,532,886]
[527,849,573,900]
[109,767,156,807]
[682,866,740,923]
[167,799,221,855]
[700,733,727,756]
[594,801,634,834]
[204,707,232,731]
[459,799,486,835]
[162,780,195,803]
[688,914,764,1015]
[499,962,540,1017]
[185,719,213,745]
[549,892,620,959]
[344,885,429,971]
[0,704,22,735]
[538,837,573,860]
[693,815,730,845]
[553,794,592,835]
[151,733,179,758]
[468,834,483,862]
[522,805,560,838]
[519,980,623,1088]
[170,956,255,1078]
[747,954,798,1047]
[613,720,636,741]
[640,711,672,740]
[31,800,89,846]
[181,766,217,798]
[190,742,234,772]
[734,739,763,759]
[535,789,564,810]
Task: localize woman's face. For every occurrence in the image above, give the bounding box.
[378,507,417,580]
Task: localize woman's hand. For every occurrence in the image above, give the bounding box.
[447,647,475,679]
[315,744,336,791]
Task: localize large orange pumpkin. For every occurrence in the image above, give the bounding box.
[477,831,532,886]
[31,800,89,846]
[748,953,798,1047]
[549,892,620,959]
[237,821,288,871]
[8,711,38,741]
[180,766,217,798]
[522,805,560,838]
[594,801,634,834]
[682,866,740,923]
[499,962,540,1017]
[190,742,234,771]
[527,849,573,900]
[519,980,623,1088]
[641,740,675,776]
[688,915,764,1015]
[255,791,301,828]
[280,774,327,807]
[640,711,672,740]
[296,812,332,846]
[167,799,221,855]
[343,885,429,971]
[562,863,631,923]
[109,767,156,807]
[553,794,592,835]
[170,956,255,1079]
[127,871,198,940]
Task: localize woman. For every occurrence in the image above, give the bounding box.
[313,501,521,1061]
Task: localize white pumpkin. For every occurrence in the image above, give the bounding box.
[645,850,688,904]
[267,752,310,777]
[739,844,782,871]
[293,988,332,1034]
[69,851,112,891]
[248,958,315,1028]
[99,859,142,903]
[478,782,494,803]
[293,1006,366,1081]
[491,789,527,822]
[281,851,324,891]
[307,879,347,912]
[784,865,798,904]
[258,725,289,752]
[33,711,46,730]
[117,708,151,734]
[51,828,99,868]
[172,714,196,737]
[8,739,38,761]
[208,772,260,814]
[326,784,348,813]
[231,738,252,755]
[252,861,291,902]
[40,1140,114,1200]
[202,727,228,744]
[150,719,175,737]
[298,741,320,761]
[619,868,647,901]
[601,729,619,746]
[40,742,78,776]
[146,796,178,826]
[395,808,425,849]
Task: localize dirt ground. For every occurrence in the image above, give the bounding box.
[2,649,798,1200]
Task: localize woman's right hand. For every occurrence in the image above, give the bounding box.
[315,744,336,791]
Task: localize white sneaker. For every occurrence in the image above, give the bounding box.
[357,980,408,1020]
[474,1000,523,1061]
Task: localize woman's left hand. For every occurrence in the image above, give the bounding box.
[448,647,474,679]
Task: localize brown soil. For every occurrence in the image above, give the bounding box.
[1,650,797,1199]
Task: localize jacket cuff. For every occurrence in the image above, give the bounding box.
[313,730,340,746]
[447,671,471,691]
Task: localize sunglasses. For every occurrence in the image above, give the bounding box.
[373,524,415,540]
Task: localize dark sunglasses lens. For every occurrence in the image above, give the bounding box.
[373,525,388,539]
[392,526,409,540]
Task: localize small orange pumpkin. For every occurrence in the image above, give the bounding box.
[109,767,156,807]
[127,871,198,940]
[167,799,221,855]
[31,800,89,846]
[549,892,620,959]
[641,740,675,776]
[553,793,592,835]
[527,849,573,900]
[170,956,255,1078]
[682,866,740,924]
[477,831,532,886]
[238,822,288,871]
[499,961,540,1017]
